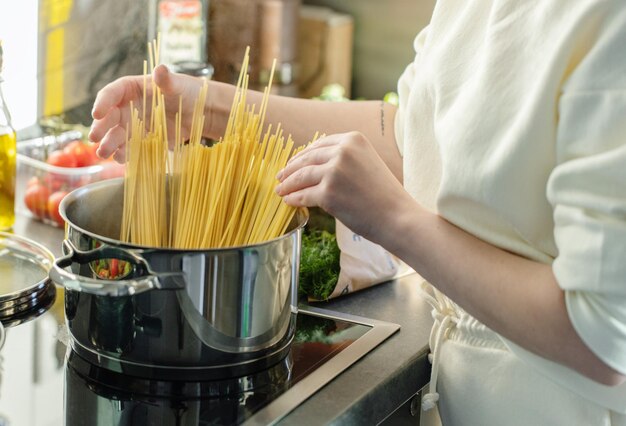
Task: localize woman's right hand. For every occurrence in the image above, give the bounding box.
[88,65,207,162]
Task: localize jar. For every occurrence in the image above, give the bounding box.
[151,0,210,67]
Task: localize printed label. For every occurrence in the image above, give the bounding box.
[158,0,204,65]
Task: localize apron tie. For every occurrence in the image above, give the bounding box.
[419,281,459,411]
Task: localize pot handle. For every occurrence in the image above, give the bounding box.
[49,239,186,296]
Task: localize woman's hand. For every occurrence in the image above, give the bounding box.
[276,131,417,245]
[88,65,206,162]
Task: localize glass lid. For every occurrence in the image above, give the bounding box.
[0,282,56,327]
[0,232,54,306]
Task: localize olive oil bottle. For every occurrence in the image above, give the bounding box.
[0,41,16,231]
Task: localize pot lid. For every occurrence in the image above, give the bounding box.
[0,232,55,318]
[0,282,56,328]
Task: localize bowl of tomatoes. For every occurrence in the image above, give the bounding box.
[16,131,125,227]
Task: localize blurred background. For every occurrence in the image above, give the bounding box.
[0,0,435,133]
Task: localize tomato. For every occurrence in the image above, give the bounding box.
[64,140,96,167]
[110,259,119,278]
[24,183,51,218]
[85,142,101,164]
[47,191,68,227]
[26,176,40,188]
[42,172,71,192]
[47,149,78,168]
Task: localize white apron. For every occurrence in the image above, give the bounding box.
[419,282,626,426]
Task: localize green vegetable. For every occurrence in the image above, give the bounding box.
[299,229,340,300]
[313,83,349,102]
[383,91,399,106]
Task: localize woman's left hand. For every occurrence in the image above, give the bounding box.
[275,131,416,244]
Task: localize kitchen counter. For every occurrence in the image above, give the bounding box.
[11,213,434,425]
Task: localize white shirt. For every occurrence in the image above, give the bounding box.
[395,0,626,411]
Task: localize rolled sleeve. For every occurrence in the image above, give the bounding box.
[395,26,430,158]
[548,90,626,374]
[566,291,626,374]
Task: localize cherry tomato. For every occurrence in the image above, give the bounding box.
[24,183,51,218]
[26,176,40,188]
[47,191,68,227]
[64,140,96,167]
[83,142,102,164]
[47,149,78,168]
[42,172,70,192]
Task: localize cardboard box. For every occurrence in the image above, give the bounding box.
[297,6,354,99]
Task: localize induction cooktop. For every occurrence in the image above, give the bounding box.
[0,291,399,426]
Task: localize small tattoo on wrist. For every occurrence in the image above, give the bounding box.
[380,101,385,136]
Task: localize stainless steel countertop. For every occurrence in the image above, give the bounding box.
[13,213,434,425]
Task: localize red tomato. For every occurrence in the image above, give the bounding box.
[26,176,40,188]
[42,172,72,192]
[47,191,68,227]
[110,259,119,278]
[47,149,78,168]
[64,140,96,167]
[24,183,51,218]
[85,142,102,164]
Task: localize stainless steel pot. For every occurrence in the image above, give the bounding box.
[49,178,307,380]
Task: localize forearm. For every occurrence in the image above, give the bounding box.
[383,199,624,385]
[206,81,403,180]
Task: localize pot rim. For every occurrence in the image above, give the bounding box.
[59,177,309,253]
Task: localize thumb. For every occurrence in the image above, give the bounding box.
[153,64,185,95]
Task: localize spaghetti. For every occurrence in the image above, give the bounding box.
[120,42,309,249]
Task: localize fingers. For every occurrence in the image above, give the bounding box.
[97,125,127,159]
[287,135,338,165]
[275,136,339,208]
[275,165,325,197]
[278,140,337,181]
[92,76,140,120]
[88,107,121,143]
[153,64,185,95]
[112,146,126,163]
[281,187,319,208]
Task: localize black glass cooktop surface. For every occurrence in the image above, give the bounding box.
[0,287,399,426]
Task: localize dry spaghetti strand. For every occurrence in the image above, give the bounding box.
[120,45,313,249]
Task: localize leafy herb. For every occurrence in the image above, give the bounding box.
[299,229,340,300]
